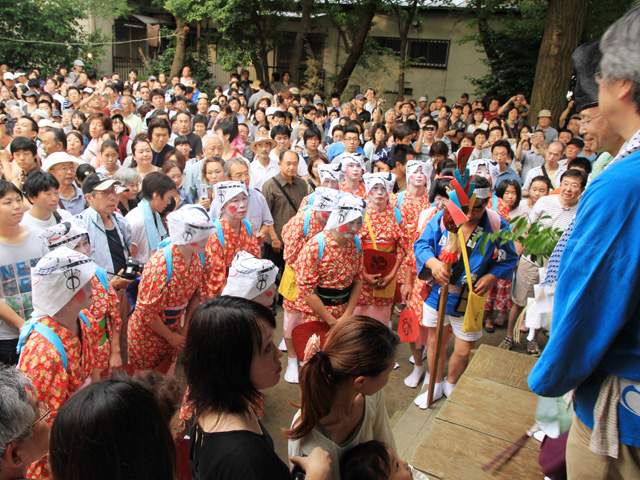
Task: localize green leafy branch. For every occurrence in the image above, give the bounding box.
[472,215,563,265]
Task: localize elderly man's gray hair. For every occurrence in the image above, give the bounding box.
[223,157,250,179]
[0,366,35,470]
[113,167,141,188]
[600,2,640,106]
[202,133,224,152]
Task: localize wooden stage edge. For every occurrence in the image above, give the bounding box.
[393,344,544,480]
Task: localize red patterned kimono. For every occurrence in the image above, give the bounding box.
[203,218,259,299]
[19,314,97,479]
[282,209,324,314]
[340,181,367,198]
[88,274,122,370]
[409,207,440,322]
[357,204,410,308]
[391,189,431,286]
[128,246,205,370]
[294,230,363,323]
[485,194,513,315]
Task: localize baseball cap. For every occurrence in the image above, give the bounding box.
[23,89,39,98]
[3,72,14,81]
[74,59,85,67]
[109,104,124,113]
[355,94,365,101]
[83,87,94,94]
[38,119,54,128]
[208,105,220,113]
[418,96,428,103]
[452,102,464,109]
[313,98,324,105]
[148,75,157,82]
[567,137,585,149]
[82,173,122,195]
[265,106,277,116]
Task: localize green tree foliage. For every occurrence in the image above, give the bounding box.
[474,215,563,265]
[461,0,635,100]
[165,0,291,83]
[146,26,214,90]
[0,0,128,75]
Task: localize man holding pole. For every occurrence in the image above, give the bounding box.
[413,175,517,408]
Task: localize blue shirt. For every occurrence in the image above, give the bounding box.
[326,143,366,162]
[528,149,640,448]
[494,166,521,191]
[415,210,518,316]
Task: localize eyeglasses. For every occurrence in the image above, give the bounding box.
[231,172,250,180]
[96,187,117,196]
[576,114,603,127]
[31,402,50,428]
[52,165,76,172]
[594,72,604,85]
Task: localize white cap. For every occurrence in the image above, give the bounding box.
[31,246,96,319]
[3,72,15,81]
[214,181,247,211]
[363,172,396,196]
[221,251,279,300]
[265,106,277,116]
[167,204,215,246]
[325,193,367,231]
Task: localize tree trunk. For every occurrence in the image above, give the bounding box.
[395,1,418,98]
[476,0,499,75]
[290,0,314,85]
[332,1,378,96]
[529,0,588,128]
[170,19,188,78]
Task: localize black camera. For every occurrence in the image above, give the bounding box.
[121,257,143,280]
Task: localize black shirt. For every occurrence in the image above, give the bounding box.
[357,109,371,124]
[190,421,290,480]
[106,227,127,275]
[185,132,203,158]
[152,144,176,168]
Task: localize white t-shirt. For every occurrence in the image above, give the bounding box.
[20,209,73,236]
[125,206,158,264]
[523,164,567,191]
[0,227,48,340]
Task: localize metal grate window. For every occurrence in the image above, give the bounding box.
[409,39,450,69]
[373,36,402,55]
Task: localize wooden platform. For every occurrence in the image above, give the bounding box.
[410,344,541,480]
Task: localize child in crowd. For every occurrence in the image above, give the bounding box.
[96,139,121,176]
[341,440,428,480]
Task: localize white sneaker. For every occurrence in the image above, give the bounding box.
[442,377,456,397]
[284,357,299,384]
[278,338,287,352]
[414,381,443,409]
[404,365,425,388]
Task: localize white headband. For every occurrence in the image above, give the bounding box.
[311,187,339,212]
[363,172,396,196]
[318,163,344,185]
[221,251,279,300]
[406,160,430,181]
[467,159,499,187]
[325,193,367,231]
[31,246,96,319]
[214,181,248,211]
[167,204,215,246]
[40,221,89,251]
[337,152,366,172]
[474,187,491,199]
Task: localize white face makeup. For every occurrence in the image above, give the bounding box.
[368,183,388,208]
[222,192,249,220]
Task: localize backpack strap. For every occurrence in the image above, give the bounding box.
[78,312,91,329]
[303,209,312,237]
[397,190,406,209]
[316,232,325,261]
[18,320,68,371]
[94,267,110,292]
[213,218,225,247]
[355,235,361,255]
[242,219,253,237]
[163,244,173,283]
[393,206,402,225]
[307,191,315,207]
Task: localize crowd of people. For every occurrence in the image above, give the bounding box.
[1,3,639,478]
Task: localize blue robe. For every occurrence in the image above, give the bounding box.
[528,148,640,448]
[414,209,517,317]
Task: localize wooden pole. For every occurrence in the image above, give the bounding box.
[426,263,452,408]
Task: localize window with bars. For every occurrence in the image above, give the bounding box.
[373,37,451,69]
